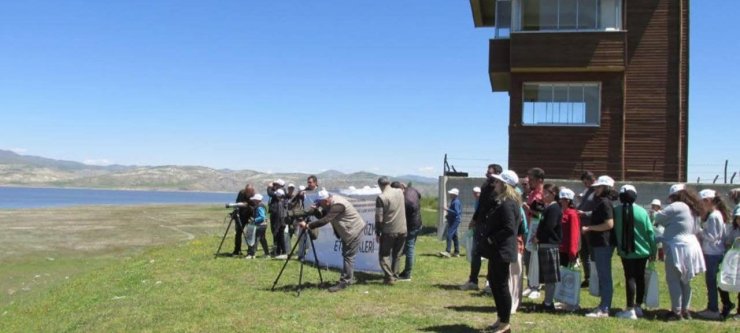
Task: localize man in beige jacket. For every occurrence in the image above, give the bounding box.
[375,176,407,285]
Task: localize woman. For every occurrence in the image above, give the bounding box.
[558,187,580,268]
[654,184,706,321]
[725,206,740,319]
[613,185,656,320]
[535,184,562,311]
[581,175,616,318]
[696,189,732,320]
[482,170,522,333]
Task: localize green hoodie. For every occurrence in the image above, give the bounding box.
[613,204,657,259]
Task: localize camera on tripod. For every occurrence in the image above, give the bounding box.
[285,207,321,222]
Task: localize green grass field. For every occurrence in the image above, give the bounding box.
[1,205,738,332]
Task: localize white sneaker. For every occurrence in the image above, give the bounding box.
[522,288,532,297]
[616,309,637,320]
[585,308,609,318]
[527,291,541,299]
[439,251,451,258]
[244,255,255,260]
[697,309,720,320]
[273,254,288,260]
[633,306,644,318]
[460,282,479,291]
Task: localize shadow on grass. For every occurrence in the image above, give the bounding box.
[446,305,496,313]
[266,281,334,292]
[420,324,481,333]
[432,283,464,291]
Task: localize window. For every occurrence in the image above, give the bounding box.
[522,83,600,126]
[495,0,512,39]
[512,0,621,32]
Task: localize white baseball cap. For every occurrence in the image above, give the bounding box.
[651,199,661,206]
[669,184,685,196]
[315,189,330,202]
[250,193,263,201]
[287,183,295,189]
[699,189,716,200]
[559,188,575,201]
[492,170,519,187]
[275,189,285,197]
[274,179,286,186]
[473,187,481,193]
[591,175,615,188]
[620,184,637,194]
[448,188,459,196]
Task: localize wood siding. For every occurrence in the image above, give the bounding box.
[508,73,624,179]
[510,32,626,72]
[623,0,688,181]
[489,39,511,91]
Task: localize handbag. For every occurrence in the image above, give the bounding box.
[554,264,581,306]
[644,261,660,308]
[527,246,540,288]
[463,229,475,263]
[244,223,256,247]
[718,238,740,293]
[588,261,599,297]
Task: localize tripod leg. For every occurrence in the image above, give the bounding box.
[271,230,305,291]
[214,217,234,258]
[298,253,305,296]
[308,234,324,284]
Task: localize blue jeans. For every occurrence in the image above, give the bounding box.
[446,221,460,253]
[592,246,614,311]
[704,254,727,312]
[401,227,421,277]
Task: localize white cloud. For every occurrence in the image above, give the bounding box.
[83,159,112,166]
[10,148,27,154]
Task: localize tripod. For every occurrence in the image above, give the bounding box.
[271,226,324,296]
[214,209,243,258]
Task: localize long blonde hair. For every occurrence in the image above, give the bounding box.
[498,183,523,206]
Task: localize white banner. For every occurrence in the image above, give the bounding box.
[301,190,382,273]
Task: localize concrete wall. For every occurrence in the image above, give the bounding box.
[437,176,739,239]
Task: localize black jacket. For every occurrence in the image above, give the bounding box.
[536,203,563,245]
[234,190,254,227]
[479,199,521,263]
[472,180,498,224]
[404,187,422,231]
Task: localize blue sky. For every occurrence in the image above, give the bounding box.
[0,1,737,182]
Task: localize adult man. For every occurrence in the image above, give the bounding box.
[375,177,407,285]
[267,179,286,254]
[462,164,502,291]
[298,190,365,292]
[232,184,255,256]
[392,182,422,281]
[576,171,597,287]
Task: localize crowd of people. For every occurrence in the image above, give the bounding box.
[228,170,740,333]
[449,165,740,332]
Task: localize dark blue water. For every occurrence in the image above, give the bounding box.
[0,186,236,209]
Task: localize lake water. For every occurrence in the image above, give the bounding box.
[0,186,237,209]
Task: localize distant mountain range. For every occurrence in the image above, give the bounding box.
[0,149,438,196]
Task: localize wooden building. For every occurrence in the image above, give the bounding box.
[469,0,688,181]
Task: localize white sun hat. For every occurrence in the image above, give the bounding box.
[669,184,685,196]
[651,199,661,206]
[250,193,263,201]
[559,188,575,201]
[699,189,717,200]
[591,175,615,188]
[473,187,481,193]
[620,184,637,194]
[448,188,460,196]
[492,170,519,187]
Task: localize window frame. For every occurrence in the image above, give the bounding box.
[511,0,622,33]
[521,82,602,127]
